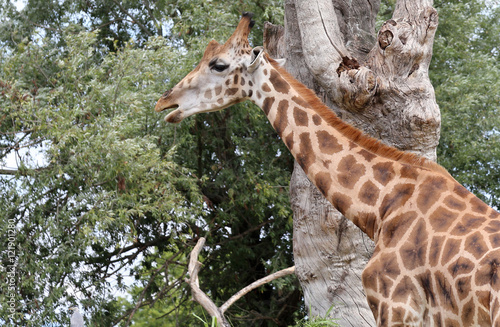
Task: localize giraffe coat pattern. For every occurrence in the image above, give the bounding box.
[155,13,500,326]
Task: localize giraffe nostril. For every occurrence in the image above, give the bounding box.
[162,89,172,98]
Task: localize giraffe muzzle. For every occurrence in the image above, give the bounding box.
[154,89,179,112]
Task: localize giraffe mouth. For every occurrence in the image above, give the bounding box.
[165,108,185,123]
[154,96,178,112]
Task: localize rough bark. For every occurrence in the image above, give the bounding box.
[265,0,440,325]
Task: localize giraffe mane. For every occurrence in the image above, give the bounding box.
[266,54,454,180]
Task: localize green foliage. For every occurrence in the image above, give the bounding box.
[1,1,297,326]
[0,30,205,325]
[432,0,500,208]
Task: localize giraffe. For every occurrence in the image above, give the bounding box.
[155,13,500,326]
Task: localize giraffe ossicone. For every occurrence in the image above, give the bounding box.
[156,13,500,327]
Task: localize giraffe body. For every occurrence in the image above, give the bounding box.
[155,14,500,326]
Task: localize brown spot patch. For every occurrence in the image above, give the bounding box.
[359,181,380,206]
[475,250,500,287]
[486,220,500,233]
[477,306,490,325]
[399,219,428,270]
[391,306,406,324]
[470,197,489,214]
[429,236,445,267]
[316,131,343,155]
[293,107,308,126]
[378,302,389,326]
[314,172,332,196]
[358,149,376,162]
[392,276,419,304]
[296,132,316,174]
[284,132,294,150]
[336,155,365,189]
[381,211,417,248]
[330,192,353,214]
[441,238,462,264]
[373,162,395,186]
[444,319,460,327]
[429,206,459,233]
[272,100,289,136]
[269,69,290,94]
[233,74,239,85]
[204,89,212,99]
[455,276,472,301]
[490,233,500,249]
[490,210,500,219]
[312,114,322,126]
[262,97,275,115]
[417,270,436,306]
[262,83,271,93]
[400,164,419,180]
[463,299,481,324]
[451,214,485,236]
[417,176,448,214]
[448,256,474,277]
[444,195,466,211]
[379,183,415,217]
[435,270,459,315]
[240,77,246,86]
[225,88,239,96]
[465,231,488,260]
[215,86,222,96]
[349,141,358,150]
[352,212,378,238]
[454,184,470,198]
[363,255,400,298]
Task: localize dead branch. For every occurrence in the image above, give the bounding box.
[187,237,296,327]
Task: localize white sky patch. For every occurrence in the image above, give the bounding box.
[13,0,25,11]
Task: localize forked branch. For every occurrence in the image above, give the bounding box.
[187,237,296,327]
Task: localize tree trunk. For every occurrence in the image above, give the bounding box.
[265,0,440,325]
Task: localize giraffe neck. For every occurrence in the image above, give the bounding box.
[249,55,451,240]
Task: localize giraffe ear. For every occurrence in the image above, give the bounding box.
[248,46,264,73]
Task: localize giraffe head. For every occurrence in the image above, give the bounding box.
[155,13,266,123]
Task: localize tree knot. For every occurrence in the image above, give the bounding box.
[337,56,361,77]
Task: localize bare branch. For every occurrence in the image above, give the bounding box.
[0,168,18,175]
[187,237,296,326]
[187,237,230,326]
[220,266,295,314]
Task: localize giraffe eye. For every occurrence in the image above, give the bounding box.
[209,58,229,73]
[212,63,229,72]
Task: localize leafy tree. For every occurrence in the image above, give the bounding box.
[0,30,205,325]
[432,0,500,209]
[1,1,298,326]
